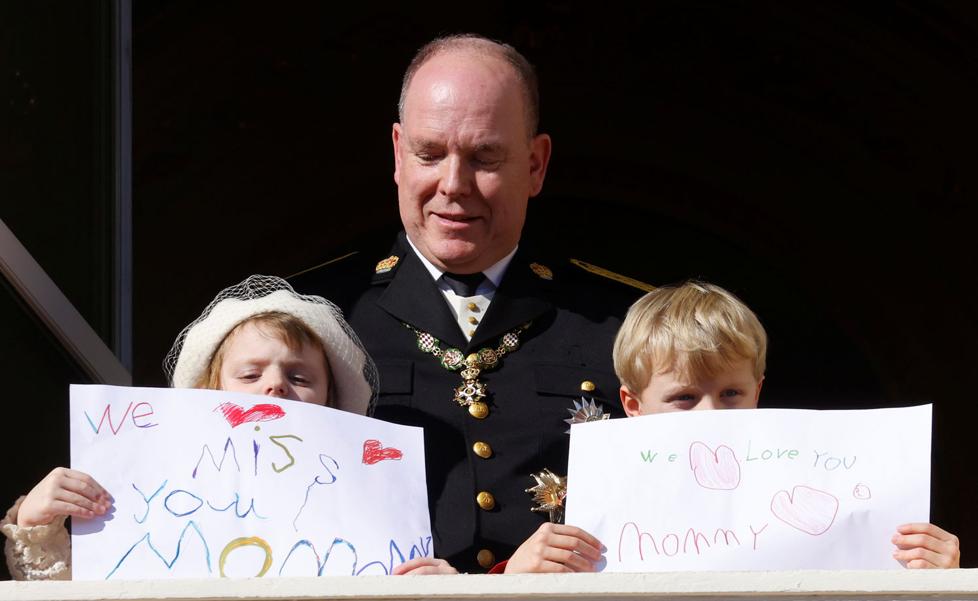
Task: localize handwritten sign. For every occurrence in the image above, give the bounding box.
[69,385,431,580]
[566,406,931,571]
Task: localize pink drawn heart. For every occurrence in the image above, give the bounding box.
[770,485,839,535]
[688,441,741,490]
[216,402,286,428]
[362,439,403,465]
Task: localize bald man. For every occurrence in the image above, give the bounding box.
[293,34,644,573]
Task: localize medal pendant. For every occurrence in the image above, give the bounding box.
[453,378,487,407]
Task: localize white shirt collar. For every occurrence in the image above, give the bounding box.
[404,235,517,289]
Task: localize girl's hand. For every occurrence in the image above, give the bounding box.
[17,467,112,527]
[391,557,458,575]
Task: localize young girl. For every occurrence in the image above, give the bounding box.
[1,275,454,579]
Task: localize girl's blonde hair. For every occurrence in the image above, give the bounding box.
[194,311,332,401]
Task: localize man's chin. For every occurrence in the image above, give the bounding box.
[426,239,487,272]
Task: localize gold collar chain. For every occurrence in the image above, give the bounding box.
[403,322,530,419]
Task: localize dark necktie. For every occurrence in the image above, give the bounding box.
[441,272,486,297]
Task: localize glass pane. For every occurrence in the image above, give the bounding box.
[0,276,92,580]
[0,1,116,347]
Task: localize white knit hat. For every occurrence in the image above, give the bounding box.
[163,275,376,416]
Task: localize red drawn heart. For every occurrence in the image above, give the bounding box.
[770,485,839,535]
[216,402,286,428]
[362,439,403,465]
[688,441,741,490]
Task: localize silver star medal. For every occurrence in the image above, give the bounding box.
[564,396,610,433]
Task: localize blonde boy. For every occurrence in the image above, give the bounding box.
[612,281,959,569]
[614,281,765,415]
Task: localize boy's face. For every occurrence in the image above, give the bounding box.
[219,322,331,406]
[621,357,762,416]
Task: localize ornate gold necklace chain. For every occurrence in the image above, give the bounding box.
[403,322,531,419]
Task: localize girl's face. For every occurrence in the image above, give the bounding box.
[218,321,331,405]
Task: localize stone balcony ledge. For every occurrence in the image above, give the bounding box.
[3,570,978,601]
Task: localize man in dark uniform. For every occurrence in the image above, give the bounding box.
[292,34,646,573]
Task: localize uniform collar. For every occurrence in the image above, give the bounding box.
[403,234,517,289]
[374,233,467,350]
[467,246,553,350]
[377,232,553,352]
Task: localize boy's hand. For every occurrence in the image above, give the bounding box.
[504,523,603,573]
[390,557,458,575]
[17,467,112,528]
[892,522,960,568]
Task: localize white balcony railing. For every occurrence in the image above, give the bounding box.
[3,570,978,601]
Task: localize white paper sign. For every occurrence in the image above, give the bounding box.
[566,406,931,571]
[70,385,431,580]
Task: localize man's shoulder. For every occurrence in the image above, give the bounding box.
[287,233,653,317]
[508,246,651,318]
[287,233,407,309]
[547,257,652,294]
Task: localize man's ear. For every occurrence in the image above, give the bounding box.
[392,123,403,185]
[753,376,765,406]
[527,133,552,197]
[620,385,644,417]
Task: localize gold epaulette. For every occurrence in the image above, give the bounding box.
[569,259,655,292]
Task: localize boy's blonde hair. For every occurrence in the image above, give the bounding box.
[613,282,767,393]
[195,311,331,397]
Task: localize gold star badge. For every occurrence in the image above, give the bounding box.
[529,262,553,280]
[526,468,567,523]
[375,255,399,274]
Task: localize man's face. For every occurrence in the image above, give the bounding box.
[392,51,551,274]
[620,358,763,416]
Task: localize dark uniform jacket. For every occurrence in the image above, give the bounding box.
[292,232,642,572]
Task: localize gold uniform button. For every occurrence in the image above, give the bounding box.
[580,380,596,392]
[472,441,493,458]
[467,302,480,312]
[477,548,496,569]
[468,329,477,337]
[467,316,479,325]
[476,491,496,510]
[468,402,489,419]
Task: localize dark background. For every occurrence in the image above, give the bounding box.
[2,2,112,581]
[133,0,978,564]
[2,1,976,576]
